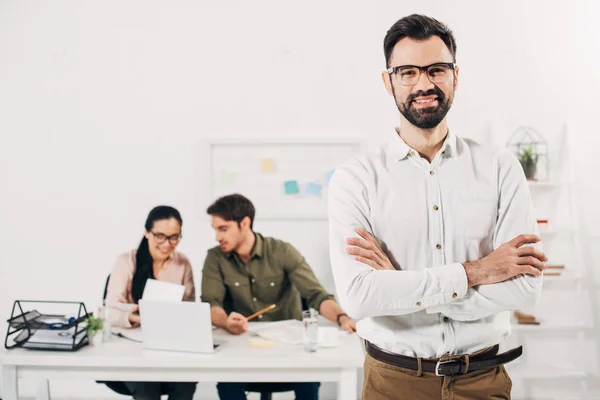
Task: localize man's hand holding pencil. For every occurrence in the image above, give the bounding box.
[225,312,248,335]
[225,304,277,335]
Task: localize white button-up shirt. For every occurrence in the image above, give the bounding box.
[328,129,542,357]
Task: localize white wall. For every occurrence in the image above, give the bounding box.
[0,1,598,399]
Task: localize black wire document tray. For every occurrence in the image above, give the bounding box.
[5,300,91,351]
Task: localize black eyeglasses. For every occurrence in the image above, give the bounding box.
[387,62,456,86]
[150,231,182,244]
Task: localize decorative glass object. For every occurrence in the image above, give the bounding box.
[506,126,549,181]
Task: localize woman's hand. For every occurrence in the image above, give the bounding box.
[128,305,140,327]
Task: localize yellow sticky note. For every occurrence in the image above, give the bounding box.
[260,158,276,173]
[249,337,277,348]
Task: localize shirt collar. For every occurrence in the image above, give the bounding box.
[225,232,264,260]
[388,128,457,160]
[251,232,264,258]
[388,128,412,160]
[443,131,457,158]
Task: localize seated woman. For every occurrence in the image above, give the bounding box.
[105,205,196,400]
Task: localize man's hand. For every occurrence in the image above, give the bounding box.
[463,234,547,287]
[226,312,248,335]
[339,315,357,333]
[128,305,140,327]
[346,228,395,271]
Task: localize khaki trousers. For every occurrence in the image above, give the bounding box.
[362,352,512,400]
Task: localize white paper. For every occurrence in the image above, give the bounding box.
[249,320,305,345]
[142,280,185,302]
[248,320,350,347]
[22,327,87,349]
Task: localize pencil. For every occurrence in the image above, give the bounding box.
[246,304,277,321]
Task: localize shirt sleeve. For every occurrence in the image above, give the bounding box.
[328,161,469,320]
[283,243,335,310]
[181,255,196,302]
[426,150,543,321]
[105,252,135,328]
[200,250,227,309]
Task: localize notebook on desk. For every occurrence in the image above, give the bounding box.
[138,300,223,353]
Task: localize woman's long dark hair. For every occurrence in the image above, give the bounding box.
[131,205,183,303]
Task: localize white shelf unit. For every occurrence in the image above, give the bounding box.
[538,228,572,236]
[527,181,565,189]
[508,124,591,399]
[511,321,590,332]
[542,272,583,283]
[507,363,587,380]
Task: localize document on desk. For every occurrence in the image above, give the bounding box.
[21,327,87,349]
[248,320,304,345]
[142,279,185,302]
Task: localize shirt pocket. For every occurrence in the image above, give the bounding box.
[452,189,497,239]
[223,274,251,303]
[258,273,286,304]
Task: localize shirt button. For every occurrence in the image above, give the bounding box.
[443,317,449,323]
[429,170,435,175]
[411,151,417,157]
[234,282,239,287]
[436,244,441,250]
[270,282,275,287]
[253,297,257,302]
[433,205,439,211]
[252,279,256,283]
[416,301,422,307]
[452,293,457,299]
[258,315,263,319]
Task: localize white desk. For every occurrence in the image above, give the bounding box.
[0,326,364,400]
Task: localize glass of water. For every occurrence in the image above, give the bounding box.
[302,308,319,352]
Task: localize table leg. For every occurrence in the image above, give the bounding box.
[36,379,50,400]
[337,368,358,400]
[1,365,18,400]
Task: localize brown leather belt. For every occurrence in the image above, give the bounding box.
[365,341,522,376]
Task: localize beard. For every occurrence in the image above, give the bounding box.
[393,85,454,129]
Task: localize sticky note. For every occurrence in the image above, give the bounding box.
[284,180,300,195]
[306,182,322,196]
[325,169,335,182]
[220,170,236,185]
[249,337,277,349]
[261,158,276,173]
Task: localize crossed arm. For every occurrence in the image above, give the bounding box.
[329,153,545,321]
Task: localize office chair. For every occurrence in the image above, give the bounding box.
[97,274,170,397]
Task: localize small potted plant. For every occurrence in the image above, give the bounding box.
[518,145,538,180]
[507,126,548,181]
[86,315,104,346]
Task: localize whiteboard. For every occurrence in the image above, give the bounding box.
[199,138,363,220]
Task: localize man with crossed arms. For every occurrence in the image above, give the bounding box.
[328,14,546,399]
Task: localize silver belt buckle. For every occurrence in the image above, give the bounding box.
[435,360,455,376]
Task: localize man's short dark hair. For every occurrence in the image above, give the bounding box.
[384,14,457,68]
[207,194,255,230]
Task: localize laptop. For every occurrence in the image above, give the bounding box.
[138,300,221,353]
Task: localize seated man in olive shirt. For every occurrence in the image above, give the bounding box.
[201,193,356,400]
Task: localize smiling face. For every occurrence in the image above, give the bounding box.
[144,217,181,262]
[383,36,459,129]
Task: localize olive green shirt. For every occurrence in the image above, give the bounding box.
[201,233,334,321]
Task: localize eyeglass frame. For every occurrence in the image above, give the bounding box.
[149,231,182,244]
[386,62,457,86]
